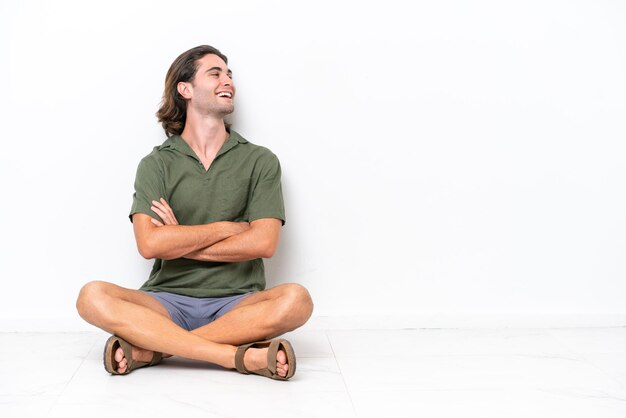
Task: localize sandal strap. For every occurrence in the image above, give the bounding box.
[235,342,255,374]
[115,337,139,373]
[110,335,163,374]
[149,351,163,366]
[265,340,282,375]
[127,349,163,371]
[235,339,295,380]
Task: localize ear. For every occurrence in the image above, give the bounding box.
[177,81,192,99]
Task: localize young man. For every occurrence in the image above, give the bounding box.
[76,45,313,380]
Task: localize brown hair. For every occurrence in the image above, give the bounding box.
[156,45,229,137]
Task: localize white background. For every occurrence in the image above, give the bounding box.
[0,0,624,330]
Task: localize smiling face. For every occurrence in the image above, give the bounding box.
[178,53,236,118]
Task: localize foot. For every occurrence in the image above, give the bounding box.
[114,345,155,374]
[243,347,289,378]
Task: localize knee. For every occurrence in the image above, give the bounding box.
[76,281,112,322]
[277,283,314,327]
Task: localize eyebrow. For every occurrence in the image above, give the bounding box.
[207,66,233,76]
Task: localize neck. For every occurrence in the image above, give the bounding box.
[180,111,229,157]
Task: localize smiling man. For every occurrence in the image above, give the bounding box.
[76,45,313,380]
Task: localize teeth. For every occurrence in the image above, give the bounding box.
[218,92,232,98]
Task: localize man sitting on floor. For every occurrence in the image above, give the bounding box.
[76,45,313,380]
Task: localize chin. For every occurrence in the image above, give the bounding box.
[208,103,235,117]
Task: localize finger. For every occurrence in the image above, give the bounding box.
[151,218,164,227]
[158,202,175,219]
[154,198,174,216]
[158,199,176,219]
[158,198,179,225]
[151,205,177,226]
[157,206,175,224]
[152,200,167,211]
[151,205,167,219]
[153,199,171,213]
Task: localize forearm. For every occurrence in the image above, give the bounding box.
[184,219,280,262]
[138,221,246,260]
[184,230,270,262]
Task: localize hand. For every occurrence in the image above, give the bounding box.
[150,198,179,226]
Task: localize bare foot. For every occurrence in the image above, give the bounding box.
[114,345,156,374]
[243,347,289,377]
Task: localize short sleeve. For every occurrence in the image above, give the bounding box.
[247,153,286,225]
[129,155,167,223]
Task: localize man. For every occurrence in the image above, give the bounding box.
[76,45,313,381]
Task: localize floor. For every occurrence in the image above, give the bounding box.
[1,327,626,418]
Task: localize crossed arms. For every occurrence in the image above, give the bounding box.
[133,198,281,262]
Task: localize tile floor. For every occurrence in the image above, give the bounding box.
[1,327,626,417]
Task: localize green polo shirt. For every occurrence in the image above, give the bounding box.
[129,130,285,297]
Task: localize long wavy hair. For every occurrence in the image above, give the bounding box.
[156,45,228,137]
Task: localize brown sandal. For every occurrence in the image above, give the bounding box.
[235,339,296,380]
[103,335,163,375]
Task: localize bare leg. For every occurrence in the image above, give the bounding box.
[77,281,239,368]
[190,283,314,345]
[76,281,313,376]
[188,283,313,375]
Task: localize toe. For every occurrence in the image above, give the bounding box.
[278,364,288,377]
[117,360,127,374]
[276,350,288,377]
[114,346,128,373]
[114,347,125,363]
[277,349,287,366]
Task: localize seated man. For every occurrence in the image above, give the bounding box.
[76,45,313,380]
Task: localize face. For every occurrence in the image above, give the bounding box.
[179,53,236,117]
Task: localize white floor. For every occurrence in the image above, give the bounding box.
[2,327,626,418]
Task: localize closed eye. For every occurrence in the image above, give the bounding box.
[206,66,233,79]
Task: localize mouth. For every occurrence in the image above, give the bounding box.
[217,91,233,99]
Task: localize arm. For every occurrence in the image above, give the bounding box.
[146,197,281,261]
[184,218,282,262]
[132,201,250,260]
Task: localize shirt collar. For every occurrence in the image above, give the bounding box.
[217,129,248,157]
[159,129,248,159]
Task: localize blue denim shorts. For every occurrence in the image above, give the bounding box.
[142,291,254,331]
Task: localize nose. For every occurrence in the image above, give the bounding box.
[220,73,232,87]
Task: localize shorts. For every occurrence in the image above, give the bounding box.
[142,290,254,331]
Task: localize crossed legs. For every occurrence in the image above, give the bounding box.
[76,281,313,375]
